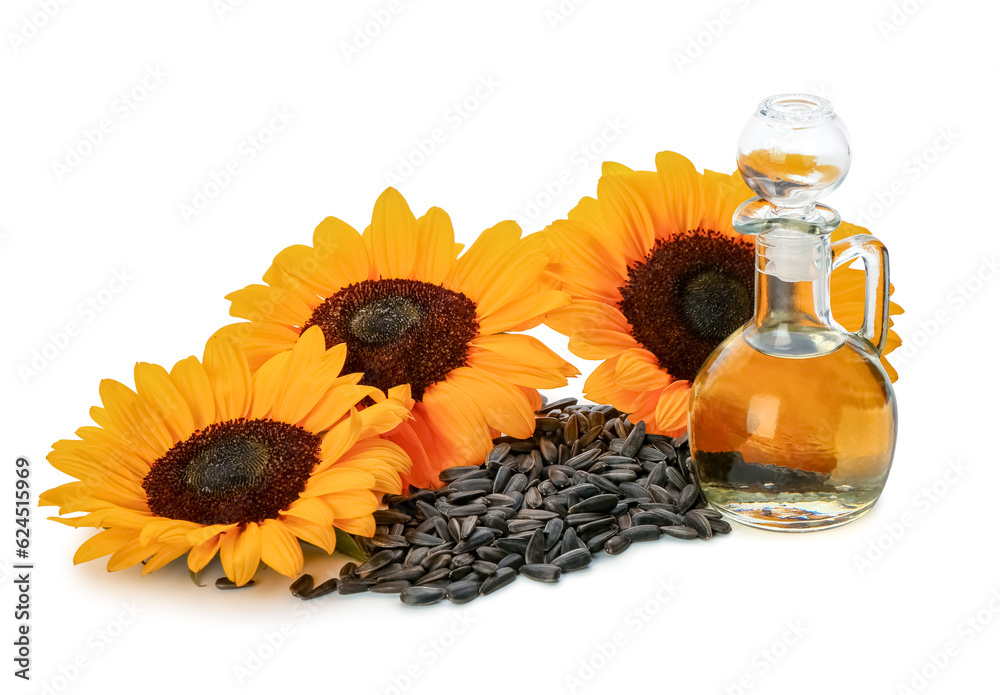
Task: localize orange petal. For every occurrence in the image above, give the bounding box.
[615,349,670,391]
[654,380,691,433]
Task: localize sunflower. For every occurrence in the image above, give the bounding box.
[543,151,902,436]
[215,188,578,489]
[39,326,412,586]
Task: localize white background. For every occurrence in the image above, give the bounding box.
[2,1,998,694]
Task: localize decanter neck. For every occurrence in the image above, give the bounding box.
[752,229,835,336]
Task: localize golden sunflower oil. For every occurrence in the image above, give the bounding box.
[690,330,896,530]
[688,94,898,531]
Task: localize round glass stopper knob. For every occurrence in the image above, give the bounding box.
[736,94,851,209]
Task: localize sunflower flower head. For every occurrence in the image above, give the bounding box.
[544,152,903,436]
[216,188,579,489]
[40,326,413,586]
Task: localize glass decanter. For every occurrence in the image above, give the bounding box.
[688,94,897,531]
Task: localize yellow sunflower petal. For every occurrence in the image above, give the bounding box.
[259,519,304,578]
[97,379,170,461]
[280,514,337,553]
[220,524,261,587]
[140,545,189,575]
[421,378,496,464]
[134,362,195,445]
[325,489,379,519]
[313,215,372,286]
[139,518,203,547]
[186,523,237,547]
[448,368,535,438]
[301,468,377,498]
[477,290,572,335]
[596,174,657,267]
[168,356,216,431]
[367,188,418,279]
[248,349,292,419]
[213,322,302,373]
[282,497,336,526]
[107,538,162,572]
[226,284,314,327]
[319,409,364,466]
[415,206,459,285]
[335,516,375,536]
[300,383,379,434]
[443,220,521,301]
[270,328,348,424]
[203,337,252,421]
[654,151,704,236]
[187,534,225,573]
[263,244,338,300]
[73,528,138,565]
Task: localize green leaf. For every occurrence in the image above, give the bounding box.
[189,568,206,587]
[334,529,368,563]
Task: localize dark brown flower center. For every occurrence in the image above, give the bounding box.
[142,419,320,525]
[618,229,755,381]
[303,278,478,400]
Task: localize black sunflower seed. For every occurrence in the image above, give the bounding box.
[709,519,733,534]
[373,509,412,525]
[370,580,412,594]
[404,531,446,547]
[660,526,699,540]
[357,550,398,575]
[400,586,446,606]
[678,484,699,512]
[543,518,565,550]
[604,535,632,555]
[568,494,619,514]
[416,568,452,585]
[338,578,376,594]
[452,528,496,554]
[471,560,498,576]
[290,574,314,599]
[439,466,481,483]
[552,548,592,572]
[585,528,618,553]
[620,421,646,457]
[480,567,518,595]
[498,554,525,572]
[520,564,562,583]
[305,578,339,599]
[445,580,482,604]
[621,525,661,542]
[372,533,410,549]
[525,529,547,565]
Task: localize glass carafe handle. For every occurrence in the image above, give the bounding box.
[831,234,890,355]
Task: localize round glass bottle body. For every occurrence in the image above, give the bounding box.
[689,229,897,531]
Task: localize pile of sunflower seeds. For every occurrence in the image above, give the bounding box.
[288,398,729,605]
